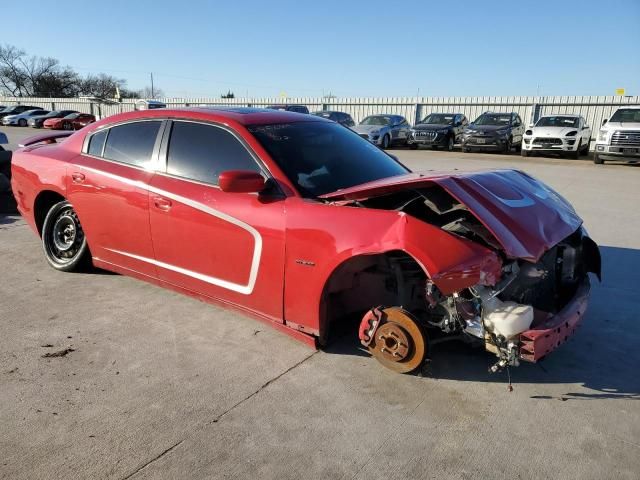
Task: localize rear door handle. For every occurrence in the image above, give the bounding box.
[71,172,85,183]
[152,195,172,211]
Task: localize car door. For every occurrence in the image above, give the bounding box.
[67,120,163,277]
[580,117,591,148]
[148,120,286,322]
[512,114,524,145]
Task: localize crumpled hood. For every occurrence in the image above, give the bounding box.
[320,169,583,262]
[466,124,509,133]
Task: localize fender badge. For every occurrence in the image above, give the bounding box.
[295,259,316,267]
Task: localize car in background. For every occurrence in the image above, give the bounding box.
[312,111,355,128]
[265,104,309,114]
[522,115,591,159]
[462,112,524,153]
[28,110,78,128]
[594,106,640,164]
[43,112,96,130]
[407,113,468,151]
[353,114,411,149]
[2,109,49,127]
[0,105,43,120]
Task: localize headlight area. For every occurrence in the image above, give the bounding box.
[420,231,599,372]
[597,129,608,142]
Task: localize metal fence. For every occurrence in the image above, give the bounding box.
[2,94,639,148]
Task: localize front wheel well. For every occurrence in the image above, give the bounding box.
[34,190,66,236]
[318,251,427,345]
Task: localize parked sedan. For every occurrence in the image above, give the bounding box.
[312,111,355,128]
[12,107,600,374]
[0,105,43,120]
[522,115,591,159]
[2,109,49,127]
[353,114,411,149]
[265,104,309,114]
[28,110,78,128]
[408,113,468,151]
[43,113,96,130]
[462,112,525,153]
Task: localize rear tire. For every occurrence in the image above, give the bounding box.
[18,119,27,127]
[63,121,73,131]
[42,200,91,272]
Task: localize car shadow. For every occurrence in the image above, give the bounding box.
[0,213,18,225]
[323,245,640,400]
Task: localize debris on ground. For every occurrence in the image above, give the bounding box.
[41,347,75,358]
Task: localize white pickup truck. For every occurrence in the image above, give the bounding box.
[594,106,640,164]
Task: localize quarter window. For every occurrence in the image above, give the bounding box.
[167,121,261,185]
[88,129,107,157]
[103,121,161,167]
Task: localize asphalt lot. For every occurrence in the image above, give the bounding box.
[1,126,639,480]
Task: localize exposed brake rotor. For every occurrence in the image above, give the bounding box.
[363,307,427,373]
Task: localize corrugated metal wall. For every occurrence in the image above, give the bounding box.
[2,95,638,148]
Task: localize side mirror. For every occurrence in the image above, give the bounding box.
[219,170,265,193]
[602,119,608,126]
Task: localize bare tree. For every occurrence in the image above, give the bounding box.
[139,86,164,99]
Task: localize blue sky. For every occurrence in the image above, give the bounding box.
[3,0,639,98]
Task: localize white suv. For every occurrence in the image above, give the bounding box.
[522,114,591,159]
[594,106,640,164]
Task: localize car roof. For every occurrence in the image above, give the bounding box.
[91,107,326,128]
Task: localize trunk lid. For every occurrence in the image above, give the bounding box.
[320,169,582,262]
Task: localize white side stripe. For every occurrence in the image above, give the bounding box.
[82,166,262,295]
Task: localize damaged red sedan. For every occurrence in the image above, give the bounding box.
[11,107,601,373]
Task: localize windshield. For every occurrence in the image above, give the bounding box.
[360,116,391,126]
[45,111,62,117]
[536,116,578,127]
[420,114,454,125]
[248,121,408,197]
[64,113,80,119]
[609,109,640,123]
[474,114,512,126]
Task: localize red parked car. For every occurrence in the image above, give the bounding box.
[11,108,600,373]
[43,112,96,130]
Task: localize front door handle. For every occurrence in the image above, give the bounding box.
[152,195,172,211]
[71,172,85,183]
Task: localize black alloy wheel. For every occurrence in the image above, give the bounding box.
[42,200,91,271]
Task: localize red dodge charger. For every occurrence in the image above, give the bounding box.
[11,107,600,373]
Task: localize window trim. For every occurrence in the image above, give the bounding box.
[156,119,273,189]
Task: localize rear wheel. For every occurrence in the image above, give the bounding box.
[63,121,73,130]
[42,201,91,272]
[367,307,426,374]
[18,119,27,127]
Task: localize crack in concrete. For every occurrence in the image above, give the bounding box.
[119,350,318,479]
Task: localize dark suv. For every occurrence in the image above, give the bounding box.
[462,112,525,153]
[0,105,43,120]
[408,113,468,151]
[312,110,356,128]
[265,104,310,114]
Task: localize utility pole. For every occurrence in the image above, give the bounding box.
[150,72,155,98]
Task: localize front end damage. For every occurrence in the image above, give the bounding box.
[323,170,602,373]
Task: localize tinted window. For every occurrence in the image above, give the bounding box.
[248,121,408,197]
[167,121,260,185]
[103,121,161,167]
[88,130,107,156]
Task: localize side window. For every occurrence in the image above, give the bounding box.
[103,121,161,167]
[87,129,107,157]
[167,121,261,185]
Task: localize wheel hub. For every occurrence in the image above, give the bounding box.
[365,307,427,373]
[52,213,78,252]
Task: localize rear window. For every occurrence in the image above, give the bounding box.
[103,121,161,167]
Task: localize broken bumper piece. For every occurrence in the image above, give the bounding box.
[518,278,590,362]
